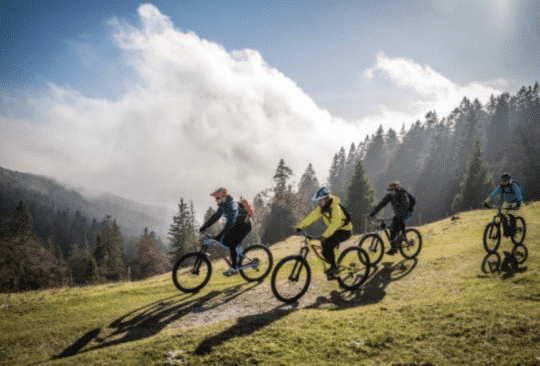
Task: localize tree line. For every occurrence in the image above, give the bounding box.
[169,82,540,252]
[0,200,170,293]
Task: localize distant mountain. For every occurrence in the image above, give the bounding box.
[0,166,173,240]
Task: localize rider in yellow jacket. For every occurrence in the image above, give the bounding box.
[296,187,353,278]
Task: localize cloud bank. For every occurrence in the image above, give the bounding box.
[0,4,504,220]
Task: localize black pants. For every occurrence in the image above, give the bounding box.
[222,220,252,268]
[503,214,517,236]
[322,230,352,268]
[390,217,406,244]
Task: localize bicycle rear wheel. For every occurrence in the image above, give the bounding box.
[481,252,501,274]
[483,222,501,253]
[358,234,384,266]
[399,228,422,259]
[172,253,212,293]
[511,217,526,245]
[336,247,370,290]
[239,244,273,282]
[271,255,311,304]
[511,244,528,265]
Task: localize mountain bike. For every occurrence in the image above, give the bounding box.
[483,205,526,253]
[172,234,273,293]
[270,232,370,304]
[358,219,422,266]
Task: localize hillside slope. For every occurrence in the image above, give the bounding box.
[1,203,539,365]
[0,165,173,239]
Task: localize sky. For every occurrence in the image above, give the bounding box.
[0,0,539,221]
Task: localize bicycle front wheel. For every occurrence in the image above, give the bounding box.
[271,255,311,304]
[511,244,528,264]
[172,253,212,293]
[483,222,501,253]
[400,228,422,259]
[358,234,384,266]
[239,244,273,282]
[336,247,370,291]
[511,217,526,245]
[481,252,501,274]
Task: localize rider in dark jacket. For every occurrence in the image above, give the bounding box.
[369,181,416,255]
[199,188,252,276]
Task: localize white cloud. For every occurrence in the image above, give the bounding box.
[362,51,504,127]
[0,4,363,219]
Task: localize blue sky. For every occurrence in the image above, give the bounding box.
[0,0,538,217]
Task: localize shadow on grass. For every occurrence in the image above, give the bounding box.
[52,281,262,361]
[306,258,418,310]
[194,303,297,356]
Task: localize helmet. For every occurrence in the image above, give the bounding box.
[210,187,229,198]
[312,187,330,201]
[500,173,511,181]
[387,181,401,191]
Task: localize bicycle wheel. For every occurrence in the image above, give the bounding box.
[271,255,311,304]
[336,247,370,291]
[358,234,384,266]
[399,228,422,259]
[511,217,526,245]
[511,244,528,265]
[172,253,212,293]
[481,252,501,274]
[483,222,501,253]
[238,244,273,282]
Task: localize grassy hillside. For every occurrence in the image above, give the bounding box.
[1,203,540,366]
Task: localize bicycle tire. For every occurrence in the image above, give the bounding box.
[336,247,370,291]
[358,234,384,266]
[239,244,273,282]
[399,228,422,259]
[172,252,212,293]
[511,244,528,265]
[483,222,501,253]
[511,217,526,245]
[481,252,501,274]
[270,255,311,304]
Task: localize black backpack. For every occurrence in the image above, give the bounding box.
[338,203,352,226]
[500,181,520,196]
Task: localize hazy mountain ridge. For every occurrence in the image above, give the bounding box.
[0,166,173,240]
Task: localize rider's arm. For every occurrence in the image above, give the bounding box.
[515,184,523,204]
[296,207,322,231]
[485,186,501,205]
[370,194,391,217]
[199,206,224,233]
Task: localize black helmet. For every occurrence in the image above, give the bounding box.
[500,173,511,180]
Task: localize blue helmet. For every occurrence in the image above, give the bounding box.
[312,187,330,201]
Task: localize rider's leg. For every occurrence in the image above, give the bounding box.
[389,217,406,250]
[501,202,517,237]
[222,220,252,270]
[322,230,352,271]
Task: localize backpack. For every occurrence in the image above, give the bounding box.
[338,203,352,227]
[238,199,254,218]
[500,181,520,196]
[405,190,416,211]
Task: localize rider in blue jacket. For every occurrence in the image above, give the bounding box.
[484,173,523,237]
[199,188,252,276]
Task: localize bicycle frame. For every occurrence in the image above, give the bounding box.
[200,235,258,271]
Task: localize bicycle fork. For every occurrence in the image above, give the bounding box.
[289,247,309,282]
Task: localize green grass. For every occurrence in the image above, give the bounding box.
[2,203,540,365]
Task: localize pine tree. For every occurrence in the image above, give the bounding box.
[262,160,296,244]
[168,198,198,262]
[451,139,494,212]
[347,159,376,234]
[93,216,126,281]
[132,228,169,280]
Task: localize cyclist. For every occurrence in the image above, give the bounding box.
[369,181,416,255]
[484,173,523,237]
[295,187,353,279]
[199,188,252,276]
